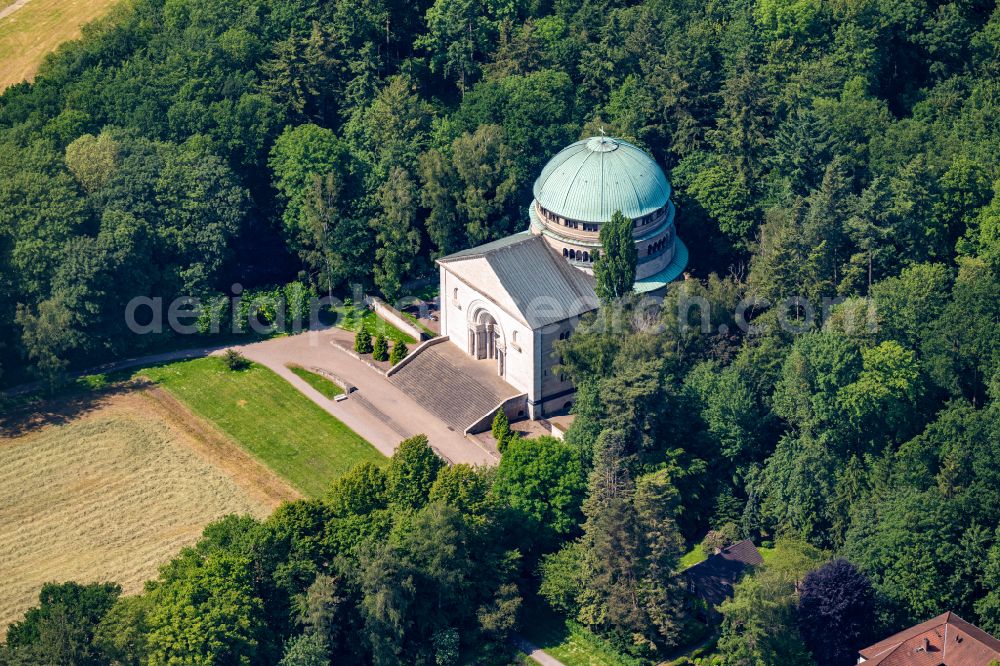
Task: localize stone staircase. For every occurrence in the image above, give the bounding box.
[388,342,519,433]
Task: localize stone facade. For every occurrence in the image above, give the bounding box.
[429,136,686,422]
[439,264,578,419]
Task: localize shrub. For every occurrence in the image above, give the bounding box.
[718,521,741,544]
[354,327,373,354]
[798,559,875,666]
[283,281,316,329]
[235,285,282,332]
[390,340,408,365]
[372,333,389,361]
[492,409,513,452]
[197,294,230,335]
[223,349,250,370]
[702,531,723,555]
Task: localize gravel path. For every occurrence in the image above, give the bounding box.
[511,635,566,666]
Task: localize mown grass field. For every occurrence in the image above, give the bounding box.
[139,357,384,497]
[0,390,286,633]
[0,0,120,90]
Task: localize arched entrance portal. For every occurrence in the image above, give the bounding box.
[468,309,505,378]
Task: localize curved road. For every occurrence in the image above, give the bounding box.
[235,328,497,465]
[2,329,497,466]
[4,331,559,659]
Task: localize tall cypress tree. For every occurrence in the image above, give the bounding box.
[594,211,637,303]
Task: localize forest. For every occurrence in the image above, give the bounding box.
[2,0,1000,662]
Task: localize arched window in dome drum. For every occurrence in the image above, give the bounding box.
[582,251,589,262]
[563,248,568,257]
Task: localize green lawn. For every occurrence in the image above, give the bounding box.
[400,309,437,338]
[519,599,642,666]
[138,357,383,497]
[287,364,344,399]
[332,306,416,344]
[679,546,708,569]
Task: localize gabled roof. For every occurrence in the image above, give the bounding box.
[717,539,765,567]
[683,540,764,610]
[437,233,599,329]
[859,612,1000,666]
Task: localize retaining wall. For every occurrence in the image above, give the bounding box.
[366,296,429,342]
[308,366,355,393]
[385,336,450,377]
[464,393,529,435]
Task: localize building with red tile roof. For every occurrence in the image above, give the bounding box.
[858,612,1000,666]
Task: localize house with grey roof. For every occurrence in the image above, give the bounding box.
[683,539,765,621]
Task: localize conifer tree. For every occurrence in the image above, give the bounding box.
[372,333,389,361]
[354,327,373,354]
[389,340,409,365]
[574,428,686,653]
[491,409,512,452]
[373,168,422,302]
[594,211,637,303]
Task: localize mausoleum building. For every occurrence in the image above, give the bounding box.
[397,136,687,427]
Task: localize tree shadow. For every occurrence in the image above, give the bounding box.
[0,379,149,438]
[517,593,572,653]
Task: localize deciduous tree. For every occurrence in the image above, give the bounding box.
[797,558,876,666]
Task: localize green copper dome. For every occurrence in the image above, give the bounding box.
[532,137,672,223]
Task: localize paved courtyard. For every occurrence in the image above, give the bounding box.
[233,328,498,466]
